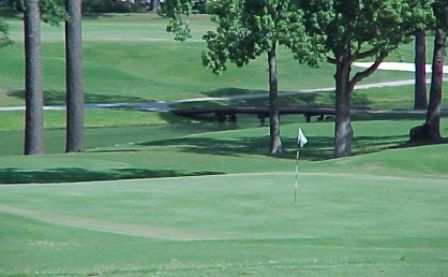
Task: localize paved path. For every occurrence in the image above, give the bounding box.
[2,77,447,113]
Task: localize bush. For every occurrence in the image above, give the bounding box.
[83,0,147,13]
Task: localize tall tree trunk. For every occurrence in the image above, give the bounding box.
[65,0,84,153]
[334,60,353,157]
[150,0,160,12]
[24,0,44,155]
[414,29,428,110]
[425,28,445,140]
[268,43,284,155]
[410,28,445,143]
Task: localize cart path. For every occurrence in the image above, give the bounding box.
[1,77,447,113]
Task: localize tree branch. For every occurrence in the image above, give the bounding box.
[348,54,387,92]
[355,47,380,60]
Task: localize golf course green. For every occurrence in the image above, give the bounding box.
[0,11,447,277]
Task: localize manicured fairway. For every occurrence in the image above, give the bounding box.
[1,11,447,277]
[0,12,421,107]
[0,163,447,276]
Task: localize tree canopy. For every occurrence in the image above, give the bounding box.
[200,0,310,73]
[295,0,433,157]
[6,0,67,25]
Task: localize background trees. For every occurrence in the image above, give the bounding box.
[297,0,432,157]
[166,0,313,154]
[0,18,12,48]
[410,0,448,143]
[200,0,310,154]
[7,0,66,155]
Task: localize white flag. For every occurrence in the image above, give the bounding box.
[297,128,308,148]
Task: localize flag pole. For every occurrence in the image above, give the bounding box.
[295,146,299,203]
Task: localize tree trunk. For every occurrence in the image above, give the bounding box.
[150,0,160,12]
[334,60,353,157]
[65,0,84,153]
[24,0,44,155]
[414,29,428,110]
[268,43,284,155]
[410,28,445,143]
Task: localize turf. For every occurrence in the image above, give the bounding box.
[0,13,418,107]
[0,119,446,182]
[1,12,448,277]
[0,154,447,276]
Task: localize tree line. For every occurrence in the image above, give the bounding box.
[2,0,84,155]
[165,0,447,157]
[0,0,446,158]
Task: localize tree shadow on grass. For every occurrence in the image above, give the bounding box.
[0,167,223,184]
[7,90,149,105]
[201,87,265,97]
[140,134,408,161]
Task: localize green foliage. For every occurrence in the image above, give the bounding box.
[297,0,433,64]
[0,19,12,48]
[6,0,67,26]
[201,0,312,75]
[162,0,193,41]
[39,0,68,26]
[433,0,448,30]
[82,0,148,13]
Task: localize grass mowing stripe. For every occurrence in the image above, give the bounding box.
[0,204,213,241]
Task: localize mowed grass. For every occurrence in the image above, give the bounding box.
[0,145,447,276]
[0,119,446,182]
[0,12,447,277]
[0,13,418,108]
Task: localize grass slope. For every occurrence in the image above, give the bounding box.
[0,119,446,183]
[0,14,418,107]
[0,152,447,276]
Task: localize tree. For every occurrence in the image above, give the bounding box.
[65,0,84,153]
[23,0,44,155]
[7,0,67,155]
[166,0,310,154]
[410,0,448,143]
[298,0,432,157]
[414,29,428,110]
[149,0,161,12]
[0,19,12,48]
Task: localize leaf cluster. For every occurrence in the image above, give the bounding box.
[299,0,434,63]
[6,0,68,26]
[202,0,314,75]
[0,19,13,48]
[433,0,448,30]
[161,0,193,41]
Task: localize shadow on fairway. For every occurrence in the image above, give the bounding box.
[7,90,149,105]
[201,87,265,97]
[140,134,408,161]
[198,87,372,108]
[0,167,223,184]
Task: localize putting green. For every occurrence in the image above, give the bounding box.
[0,172,447,276]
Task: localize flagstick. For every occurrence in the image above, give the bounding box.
[295,147,299,203]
